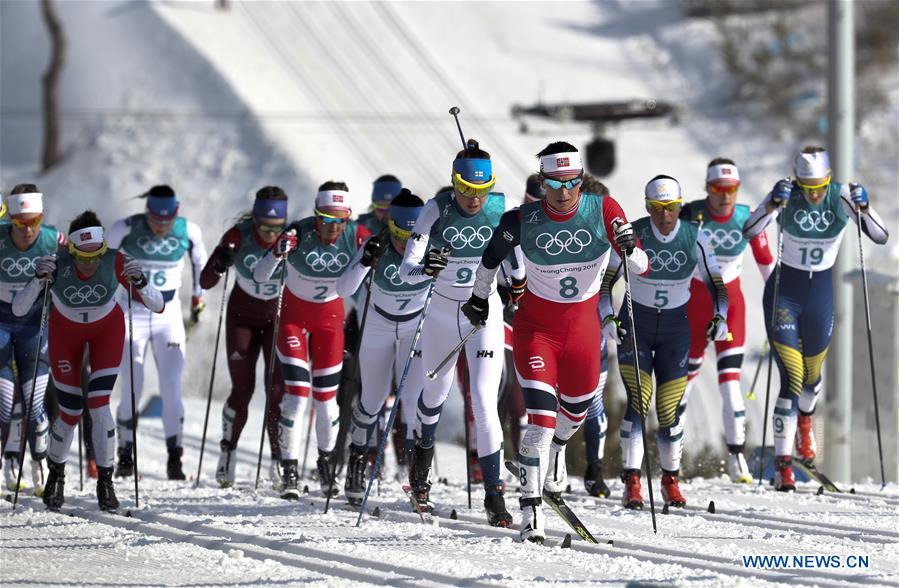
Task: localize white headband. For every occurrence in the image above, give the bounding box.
[315,190,352,213]
[645,177,682,202]
[706,164,740,185]
[8,192,43,215]
[69,227,104,248]
[793,151,831,179]
[540,152,583,178]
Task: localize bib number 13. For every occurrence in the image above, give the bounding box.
[559,276,579,299]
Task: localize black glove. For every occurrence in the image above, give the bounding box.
[213,243,236,274]
[509,277,527,306]
[424,247,450,277]
[461,294,489,327]
[360,234,385,268]
[612,221,636,256]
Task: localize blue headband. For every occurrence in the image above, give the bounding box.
[452,158,492,183]
[253,199,288,219]
[372,181,402,204]
[147,195,179,218]
[388,203,422,232]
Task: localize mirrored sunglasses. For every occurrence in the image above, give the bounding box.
[647,199,683,212]
[10,214,43,229]
[708,183,739,196]
[543,175,583,191]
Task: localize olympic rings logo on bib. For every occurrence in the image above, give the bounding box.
[383,264,404,286]
[1,257,37,278]
[794,209,835,232]
[136,235,181,256]
[534,229,593,256]
[646,249,689,273]
[62,284,109,305]
[702,228,743,249]
[442,226,493,250]
[243,253,260,271]
[305,251,349,273]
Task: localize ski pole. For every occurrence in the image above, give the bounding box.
[357,282,436,526]
[855,206,886,488]
[448,106,466,148]
[254,247,290,490]
[13,281,50,510]
[462,380,473,510]
[126,285,141,508]
[746,341,767,401]
[78,418,84,492]
[325,245,382,512]
[195,251,233,489]
[426,326,481,380]
[498,265,519,312]
[618,236,657,533]
[759,207,785,486]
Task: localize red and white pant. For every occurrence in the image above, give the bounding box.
[275,292,344,459]
[48,306,124,468]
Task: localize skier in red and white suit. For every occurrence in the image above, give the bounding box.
[462,142,648,543]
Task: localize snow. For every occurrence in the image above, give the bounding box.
[2,1,899,585]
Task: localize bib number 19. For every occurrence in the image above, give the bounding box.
[559,276,579,299]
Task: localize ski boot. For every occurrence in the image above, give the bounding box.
[584,459,611,498]
[215,442,236,488]
[96,466,119,512]
[661,471,686,508]
[43,459,66,511]
[484,483,513,527]
[408,444,434,514]
[31,458,45,497]
[468,451,483,484]
[344,449,366,506]
[519,497,545,544]
[543,445,567,501]
[115,446,134,478]
[167,447,187,480]
[3,454,25,491]
[280,459,300,500]
[316,450,339,498]
[87,457,99,480]
[774,456,796,492]
[727,452,752,484]
[795,413,817,464]
[621,469,643,510]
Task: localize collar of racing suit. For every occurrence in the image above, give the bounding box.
[542,198,580,222]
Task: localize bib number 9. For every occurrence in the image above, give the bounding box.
[799,247,824,266]
[455,268,472,286]
[559,276,579,299]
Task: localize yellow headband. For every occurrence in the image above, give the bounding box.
[388,218,412,241]
[452,172,497,198]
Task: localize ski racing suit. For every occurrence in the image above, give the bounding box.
[200,219,285,459]
[253,217,369,460]
[400,190,523,495]
[473,193,647,503]
[679,200,774,453]
[743,182,888,460]
[602,218,727,476]
[109,214,206,453]
[13,249,164,469]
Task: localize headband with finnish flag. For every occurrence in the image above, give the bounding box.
[540,152,583,179]
[69,226,104,249]
[793,150,831,179]
[253,198,287,219]
[706,164,740,185]
[8,192,44,215]
[315,190,352,215]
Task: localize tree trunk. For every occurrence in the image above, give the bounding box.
[41,0,65,172]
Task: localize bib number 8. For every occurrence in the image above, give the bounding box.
[559,276,579,299]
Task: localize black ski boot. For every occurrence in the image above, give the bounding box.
[584,459,611,498]
[408,444,434,513]
[167,447,186,480]
[97,466,119,512]
[344,449,366,506]
[280,460,300,500]
[316,450,339,498]
[42,459,66,511]
[484,484,513,528]
[114,446,133,478]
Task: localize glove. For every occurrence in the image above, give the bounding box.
[509,277,527,306]
[461,294,489,327]
[707,314,728,341]
[601,314,626,345]
[275,230,298,257]
[424,247,450,277]
[770,178,792,208]
[612,221,636,256]
[849,183,869,210]
[34,255,56,282]
[122,259,148,289]
[190,296,205,324]
[213,243,236,274]
[360,234,385,268]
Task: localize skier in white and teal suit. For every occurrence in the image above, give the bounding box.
[743,146,889,491]
[601,175,729,510]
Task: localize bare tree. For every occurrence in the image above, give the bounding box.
[41,0,65,172]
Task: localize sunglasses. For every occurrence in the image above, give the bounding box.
[388,218,412,241]
[542,175,584,191]
[255,221,285,235]
[315,208,349,224]
[453,172,496,199]
[68,241,109,264]
[10,214,43,229]
[708,184,739,196]
[647,199,683,213]
[796,177,830,192]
